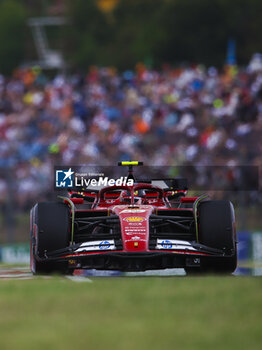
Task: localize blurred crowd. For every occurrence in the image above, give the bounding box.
[0,58,262,210]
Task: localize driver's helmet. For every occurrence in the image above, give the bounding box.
[119,189,145,204]
[134,189,146,197]
[119,190,131,203]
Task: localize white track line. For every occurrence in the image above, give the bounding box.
[0,269,93,281]
[0,273,32,278]
[0,276,33,280]
[66,275,93,283]
[0,266,95,281]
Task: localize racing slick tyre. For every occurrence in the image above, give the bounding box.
[186,200,237,275]
[30,202,70,275]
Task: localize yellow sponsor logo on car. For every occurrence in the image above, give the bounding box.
[124,216,144,222]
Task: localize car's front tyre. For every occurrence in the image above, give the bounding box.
[186,200,237,275]
[30,202,70,275]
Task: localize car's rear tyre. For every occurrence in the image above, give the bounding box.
[186,200,237,275]
[30,202,70,275]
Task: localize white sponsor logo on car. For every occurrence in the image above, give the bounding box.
[156,239,196,251]
[124,228,146,232]
[75,240,116,253]
[120,209,146,213]
[127,222,143,226]
[125,231,146,235]
[125,238,147,243]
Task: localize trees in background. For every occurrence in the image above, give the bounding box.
[67,0,262,70]
[1,0,262,74]
[66,0,113,68]
[0,0,26,74]
[110,0,166,69]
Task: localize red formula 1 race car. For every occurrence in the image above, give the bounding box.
[30,162,237,275]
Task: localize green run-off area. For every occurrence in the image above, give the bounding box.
[0,276,262,350]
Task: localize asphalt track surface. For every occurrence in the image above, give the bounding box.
[0,266,94,282]
[0,266,188,280]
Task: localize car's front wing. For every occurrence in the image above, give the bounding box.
[34,239,236,271]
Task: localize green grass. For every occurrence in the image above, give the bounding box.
[0,276,262,350]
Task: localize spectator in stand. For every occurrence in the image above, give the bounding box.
[0,57,262,210]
